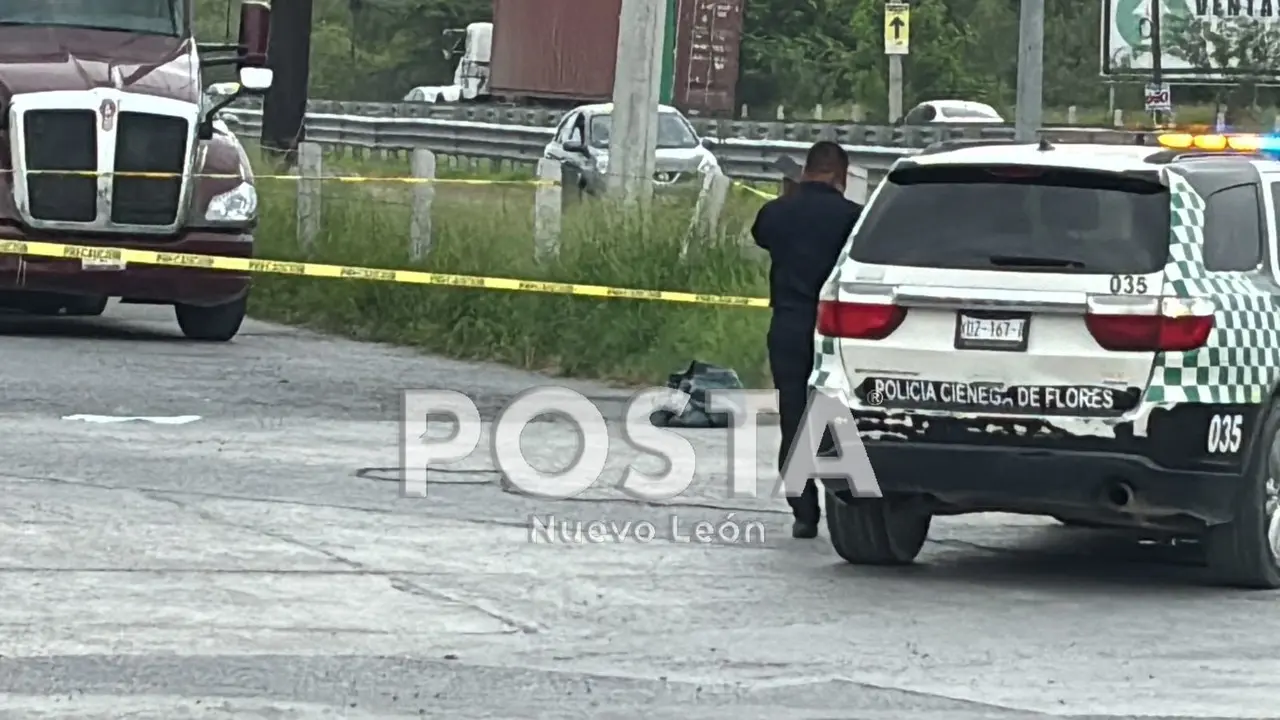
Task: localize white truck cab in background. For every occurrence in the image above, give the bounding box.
[404,22,492,103]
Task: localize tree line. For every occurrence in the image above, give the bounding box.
[195,0,1280,121]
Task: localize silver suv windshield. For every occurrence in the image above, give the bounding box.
[589,112,700,150]
[0,0,185,37]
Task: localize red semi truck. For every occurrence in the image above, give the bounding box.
[0,0,273,341]
[421,0,744,117]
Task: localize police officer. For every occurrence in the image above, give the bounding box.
[750,141,862,539]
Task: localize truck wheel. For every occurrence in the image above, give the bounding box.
[63,295,108,317]
[1205,402,1280,589]
[826,491,931,565]
[20,295,66,316]
[175,296,247,342]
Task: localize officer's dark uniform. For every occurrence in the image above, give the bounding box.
[750,177,862,528]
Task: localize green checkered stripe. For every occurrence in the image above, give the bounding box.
[1144,169,1280,405]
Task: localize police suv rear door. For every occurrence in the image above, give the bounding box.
[821,152,1185,419]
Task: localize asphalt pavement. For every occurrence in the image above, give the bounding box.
[1,303,1277,719]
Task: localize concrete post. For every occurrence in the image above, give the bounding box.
[696,171,732,235]
[296,141,322,251]
[409,148,436,260]
[534,159,562,262]
[1013,0,1045,142]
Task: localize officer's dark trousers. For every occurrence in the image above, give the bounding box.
[769,333,821,525]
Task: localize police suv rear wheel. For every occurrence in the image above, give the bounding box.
[1205,402,1280,590]
[826,492,931,565]
[175,295,247,342]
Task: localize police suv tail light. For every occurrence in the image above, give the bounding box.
[1085,297,1214,352]
[817,300,907,340]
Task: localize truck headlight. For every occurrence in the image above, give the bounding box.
[205,182,257,223]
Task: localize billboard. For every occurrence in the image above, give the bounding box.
[1101,0,1280,82]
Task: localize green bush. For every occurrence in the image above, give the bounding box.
[249,165,776,387]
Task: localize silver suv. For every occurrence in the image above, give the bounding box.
[543,103,720,195]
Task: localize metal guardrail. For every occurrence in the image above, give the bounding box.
[226,97,1156,148]
[219,109,918,183]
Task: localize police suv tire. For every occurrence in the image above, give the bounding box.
[1205,401,1280,590]
[175,295,247,342]
[825,492,931,565]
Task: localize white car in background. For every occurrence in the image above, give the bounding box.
[543,103,721,194]
[899,100,1005,125]
[403,85,465,103]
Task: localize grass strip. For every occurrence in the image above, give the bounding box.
[249,153,776,387]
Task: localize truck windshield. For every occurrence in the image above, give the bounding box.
[589,113,700,150]
[0,0,185,37]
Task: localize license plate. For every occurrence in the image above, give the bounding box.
[955,312,1028,351]
[81,258,126,271]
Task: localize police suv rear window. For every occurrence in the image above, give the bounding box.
[850,164,1170,274]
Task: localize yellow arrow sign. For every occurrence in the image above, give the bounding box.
[884,3,910,55]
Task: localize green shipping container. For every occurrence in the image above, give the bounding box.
[660,0,676,105]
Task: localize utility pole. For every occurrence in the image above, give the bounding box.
[1013,0,1044,143]
[888,57,903,122]
[1149,0,1165,127]
[605,0,664,207]
[884,2,909,122]
[260,0,313,159]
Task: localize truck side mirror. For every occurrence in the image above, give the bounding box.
[235,0,272,92]
[197,0,272,139]
[238,67,273,92]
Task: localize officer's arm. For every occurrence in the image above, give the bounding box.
[751,202,777,250]
[841,205,862,240]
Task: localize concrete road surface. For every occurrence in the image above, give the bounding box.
[0,304,1276,719]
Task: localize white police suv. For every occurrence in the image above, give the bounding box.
[812,132,1280,588]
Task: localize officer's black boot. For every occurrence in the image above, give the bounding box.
[791,520,819,539]
[789,480,820,538]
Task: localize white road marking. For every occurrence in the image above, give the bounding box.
[62,414,202,425]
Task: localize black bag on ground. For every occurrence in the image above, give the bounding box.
[650,361,745,428]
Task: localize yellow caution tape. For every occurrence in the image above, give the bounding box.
[12,170,788,194]
[0,239,770,309]
[12,168,555,185]
[734,182,778,200]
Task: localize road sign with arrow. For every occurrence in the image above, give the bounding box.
[884,3,910,55]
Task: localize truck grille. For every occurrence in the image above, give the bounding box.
[19,107,190,228]
[111,112,188,225]
[23,110,97,223]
